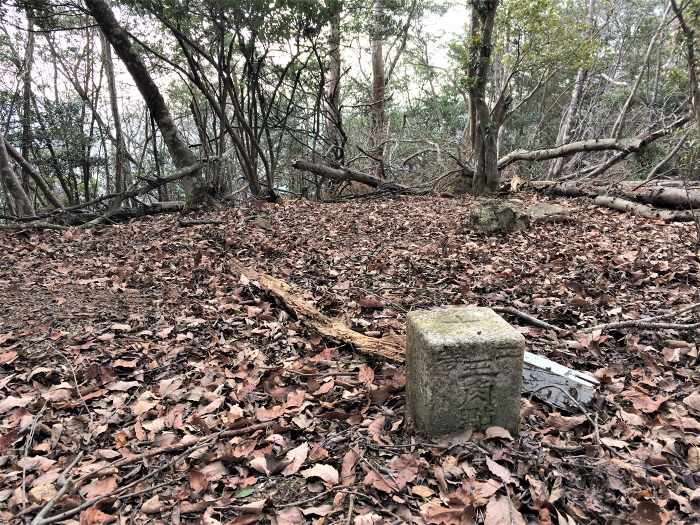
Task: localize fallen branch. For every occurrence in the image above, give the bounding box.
[492,306,568,335]
[178,218,224,226]
[582,303,700,333]
[230,258,405,363]
[530,182,700,222]
[0,221,69,231]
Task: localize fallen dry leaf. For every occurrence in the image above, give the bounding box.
[486,458,512,484]
[141,495,162,514]
[484,495,526,525]
[80,476,118,499]
[301,464,339,486]
[281,442,309,476]
[79,507,115,525]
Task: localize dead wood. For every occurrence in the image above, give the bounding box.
[593,196,698,222]
[178,218,224,226]
[0,221,69,231]
[530,181,700,222]
[492,306,568,335]
[582,302,700,333]
[291,159,413,194]
[229,258,406,363]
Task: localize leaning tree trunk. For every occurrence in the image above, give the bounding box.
[84,0,200,199]
[0,137,35,217]
[369,0,387,179]
[467,0,500,195]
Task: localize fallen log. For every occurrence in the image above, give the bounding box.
[229,259,598,410]
[530,181,700,222]
[617,182,700,209]
[292,159,413,193]
[594,196,698,222]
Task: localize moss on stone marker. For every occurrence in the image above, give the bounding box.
[406,307,525,436]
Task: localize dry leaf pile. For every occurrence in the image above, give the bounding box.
[0,194,698,524]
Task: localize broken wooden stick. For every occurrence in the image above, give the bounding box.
[229,259,405,363]
[230,259,598,411]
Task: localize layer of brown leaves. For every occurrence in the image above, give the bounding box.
[0,194,698,524]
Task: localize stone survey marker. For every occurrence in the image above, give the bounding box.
[406,306,525,436]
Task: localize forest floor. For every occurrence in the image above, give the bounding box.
[0,193,699,525]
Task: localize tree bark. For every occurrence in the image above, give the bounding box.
[21,9,35,194]
[99,15,131,195]
[292,159,410,192]
[369,0,387,178]
[325,7,343,163]
[0,137,35,217]
[467,0,500,195]
[498,113,690,170]
[84,0,200,198]
[593,195,697,222]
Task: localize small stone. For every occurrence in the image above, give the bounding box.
[406,307,525,436]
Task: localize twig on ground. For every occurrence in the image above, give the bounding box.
[55,346,93,422]
[177,219,224,227]
[582,302,700,333]
[493,306,568,335]
[32,436,214,525]
[528,384,600,453]
[22,402,47,510]
[346,494,356,525]
[30,451,84,524]
[29,421,278,524]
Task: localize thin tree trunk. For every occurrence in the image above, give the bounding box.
[325,7,343,162]
[84,0,200,199]
[99,17,130,195]
[21,9,35,194]
[3,138,62,209]
[670,0,700,134]
[0,137,35,216]
[369,0,386,178]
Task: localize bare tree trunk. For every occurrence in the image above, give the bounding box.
[547,0,595,179]
[369,0,387,179]
[99,17,130,195]
[467,0,500,195]
[84,0,200,199]
[325,7,343,162]
[0,137,34,216]
[21,9,35,193]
